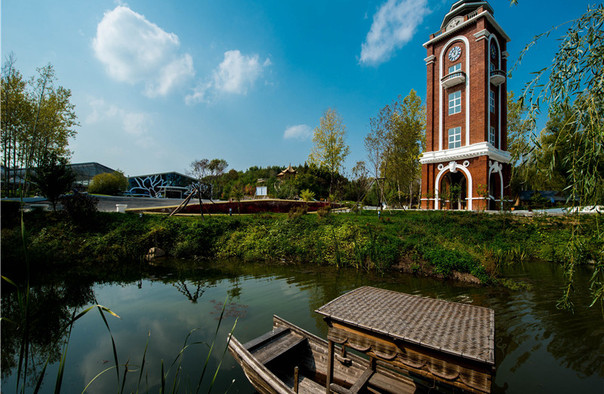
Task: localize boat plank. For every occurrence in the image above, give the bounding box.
[229,315,418,394]
[253,332,306,365]
[349,367,374,393]
[244,327,288,351]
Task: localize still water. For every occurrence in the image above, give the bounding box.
[2,260,603,393]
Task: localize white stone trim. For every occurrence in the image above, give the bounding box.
[439,35,470,151]
[489,35,502,150]
[424,55,436,64]
[474,29,490,41]
[434,161,473,210]
[420,142,511,164]
[423,10,510,48]
[502,50,509,59]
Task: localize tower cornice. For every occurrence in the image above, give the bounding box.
[419,142,512,165]
[423,10,510,48]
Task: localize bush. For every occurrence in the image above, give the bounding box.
[61,192,98,228]
[288,206,308,219]
[300,189,315,202]
[88,171,129,195]
[317,205,331,218]
[1,200,21,228]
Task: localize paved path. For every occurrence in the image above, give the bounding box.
[5,195,213,212]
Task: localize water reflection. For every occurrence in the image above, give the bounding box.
[2,260,603,393]
[1,280,95,382]
[172,280,208,303]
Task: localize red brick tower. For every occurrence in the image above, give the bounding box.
[420,1,511,210]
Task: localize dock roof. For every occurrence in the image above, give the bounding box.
[315,286,494,365]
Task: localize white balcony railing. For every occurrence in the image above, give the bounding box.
[490,69,506,86]
[441,71,466,88]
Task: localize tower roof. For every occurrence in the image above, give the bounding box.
[441,1,494,29]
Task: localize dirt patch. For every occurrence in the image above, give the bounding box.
[392,254,482,285]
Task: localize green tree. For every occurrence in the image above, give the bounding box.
[88,171,129,195]
[30,153,75,211]
[1,56,78,196]
[188,158,228,199]
[511,2,604,308]
[350,161,370,206]
[365,113,387,207]
[1,55,32,196]
[308,109,350,195]
[507,91,536,197]
[368,90,426,207]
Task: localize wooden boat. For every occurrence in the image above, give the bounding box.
[228,315,417,393]
[229,287,495,393]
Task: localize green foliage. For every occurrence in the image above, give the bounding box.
[316,205,331,218]
[88,171,129,195]
[308,108,350,195]
[1,56,78,197]
[189,158,229,199]
[366,90,426,208]
[511,2,604,309]
[3,210,601,287]
[288,206,308,219]
[30,152,75,210]
[300,189,315,202]
[60,192,98,228]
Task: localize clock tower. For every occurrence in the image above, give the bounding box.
[420,0,511,210]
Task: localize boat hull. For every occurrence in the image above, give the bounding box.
[228,315,417,394]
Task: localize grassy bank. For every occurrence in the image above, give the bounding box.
[2,208,600,284]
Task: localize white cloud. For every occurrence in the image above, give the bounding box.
[86,98,151,139]
[283,124,313,141]
[93,6,194,97]
[214,51,270,94]
[186,50,270,104]
[360,0,430,66]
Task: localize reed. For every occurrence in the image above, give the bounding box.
[2,205,236,393]
[2,282,236,393]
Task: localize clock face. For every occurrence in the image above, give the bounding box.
[448,46,462,62]
[490,45,498,60]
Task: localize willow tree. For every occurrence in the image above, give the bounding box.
[511,3,604,309]
[308,109,350,196]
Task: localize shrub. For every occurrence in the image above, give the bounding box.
[1,200,21,228]
[88,171,129,195]
[30,153,76,211]
[60,192,98,228]
[300,189,315,202]
[288,206,308,219]
[317,205,331,218]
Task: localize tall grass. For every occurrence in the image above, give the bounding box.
[2,277,237,393]
[2,203,236,393]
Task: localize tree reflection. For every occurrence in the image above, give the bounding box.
[172,280,208,303]
[1,280,94,384]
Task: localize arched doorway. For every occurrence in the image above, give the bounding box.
[488,170,503,210]
[440,171,468,210]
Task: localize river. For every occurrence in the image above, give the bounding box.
[1,260,603,393]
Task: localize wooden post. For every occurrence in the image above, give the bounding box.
[294,366,299,393]
[326,339,334,393]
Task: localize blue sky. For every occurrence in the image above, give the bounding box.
[1,0,593,177]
